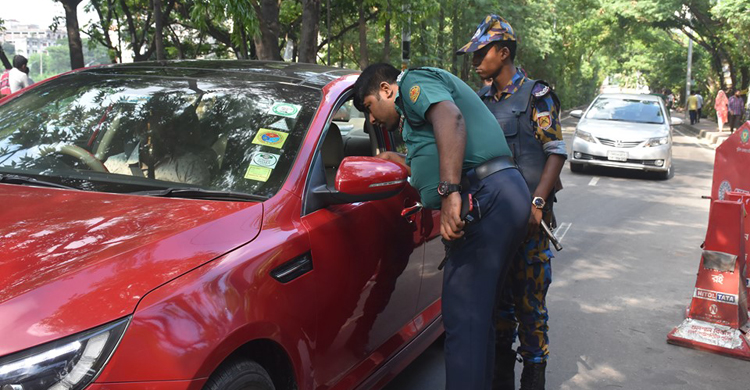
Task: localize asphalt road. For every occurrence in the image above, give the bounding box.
[384,115,750,389]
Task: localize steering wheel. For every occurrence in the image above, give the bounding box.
[42,144,109,173]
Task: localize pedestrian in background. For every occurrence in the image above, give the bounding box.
[666,90,675,110]
[353,63,530,390]
[687,91,699,125]
[459,14,566,390]
[9,55,34,93]
[728,89,745,133]
[695,91,703,123]
[715,90,729,132]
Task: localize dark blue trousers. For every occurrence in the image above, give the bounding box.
[442,167,530,390]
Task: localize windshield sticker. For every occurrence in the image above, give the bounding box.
[252,128,289,149]
[244,165,272,182]
[269,102,301,119]
[250,151,280,169]
[268,119,290,131]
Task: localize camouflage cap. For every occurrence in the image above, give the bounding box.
[457,15,516,55]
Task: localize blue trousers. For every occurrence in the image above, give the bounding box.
[442,168,530,390]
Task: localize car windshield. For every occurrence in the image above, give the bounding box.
[585,97,665,124]
[0,71,321,199]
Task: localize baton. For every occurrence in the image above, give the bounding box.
[541,219,563,252]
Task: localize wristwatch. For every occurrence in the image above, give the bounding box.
[532,196,546,209]
[437,181,462,197]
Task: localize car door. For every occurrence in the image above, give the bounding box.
[301,96,426,389]
[386,131,444,323]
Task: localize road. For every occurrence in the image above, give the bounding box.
[384,115,750,389]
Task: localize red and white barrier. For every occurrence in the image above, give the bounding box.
[667,121,750,359]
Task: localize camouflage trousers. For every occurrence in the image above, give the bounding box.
[494,220,553,364]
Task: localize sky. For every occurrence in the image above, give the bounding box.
[3,0,96,29]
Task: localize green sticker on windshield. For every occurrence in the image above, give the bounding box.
[244,165,272,182]
[269,102,301,119]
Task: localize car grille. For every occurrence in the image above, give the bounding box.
[596,137,643,148]
[576,153,663,166]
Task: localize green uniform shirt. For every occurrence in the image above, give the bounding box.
[395,67,513,209]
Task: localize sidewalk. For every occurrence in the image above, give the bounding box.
[672,110,732,148]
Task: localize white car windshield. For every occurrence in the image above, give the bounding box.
[585,97,665,124]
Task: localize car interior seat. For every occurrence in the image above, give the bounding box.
[321,122,344,187]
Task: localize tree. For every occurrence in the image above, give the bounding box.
[299,0,321,63]
[0,18,10,70]
[55,0,86,69]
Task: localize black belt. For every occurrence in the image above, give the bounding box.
[464,155,517,186]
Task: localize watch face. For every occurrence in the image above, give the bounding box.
[533,197,545,208]
[437,182,447,195]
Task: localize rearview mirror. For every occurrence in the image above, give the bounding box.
[570,110,583,119]
[313,156,408,205]
[670,117,684,126]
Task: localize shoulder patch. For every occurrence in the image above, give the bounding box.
[532,83,550,98]
[536,111,552,130]
[409,85,421,103]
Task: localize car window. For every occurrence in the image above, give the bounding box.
[586,97,665,124]
[0,72,321,199]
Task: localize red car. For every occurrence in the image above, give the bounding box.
[0,61,444,390]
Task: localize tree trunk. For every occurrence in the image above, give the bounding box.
[253,0,282,60]
[437,1,445,66]
[383,1,390,62]
[451,0,458,74]
[299,0,320,63]
[153,0,165,60]
[60,0,85,69]
[0,46,11,70]
[741,65,750,91]
[358,2,369,69]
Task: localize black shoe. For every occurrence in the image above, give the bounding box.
[492,349,518,390]
[519,361,546,390]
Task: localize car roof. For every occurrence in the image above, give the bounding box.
[80,60,358,89]
[596,93,661,102]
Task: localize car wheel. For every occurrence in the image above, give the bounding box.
[204,358,275,390]
[570,162,584,173]
[657,164,673,180]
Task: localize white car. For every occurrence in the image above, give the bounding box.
[569,93,683,180]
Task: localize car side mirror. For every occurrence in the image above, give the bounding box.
[313,156,408,205]
[570,110,583,119]
[670,117,684,126]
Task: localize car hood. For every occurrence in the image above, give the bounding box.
[577,118,669,140]
[0,184,263,356]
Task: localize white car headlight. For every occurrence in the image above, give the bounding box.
[0,317,129,390]
[575,129,596,143]
[645,136,669,147]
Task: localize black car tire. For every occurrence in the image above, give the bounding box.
[204,358,275,390]
[570,162,584,173]
[656,164,673,180]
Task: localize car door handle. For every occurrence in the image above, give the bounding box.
[401,202,423,222]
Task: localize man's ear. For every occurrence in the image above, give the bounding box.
[381,81,395,99]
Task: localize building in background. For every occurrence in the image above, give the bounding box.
[1,20,67,57]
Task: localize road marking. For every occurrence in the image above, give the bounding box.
[588,177,600,186]
[673,127,713,151]
[556,222,572,243]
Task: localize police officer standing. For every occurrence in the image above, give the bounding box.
[353,63,530,390]
[458,15,567,390]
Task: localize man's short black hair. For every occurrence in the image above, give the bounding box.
[493,40,517,62]
[13,55,28,70]
[353,63,401,112]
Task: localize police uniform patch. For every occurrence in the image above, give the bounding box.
[536,111,552,130]
[409,86,421,103]
[532,84,550,98]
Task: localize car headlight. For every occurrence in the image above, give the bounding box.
[575,129,596,143]
[0,317,129,390]
[645,136,669,147]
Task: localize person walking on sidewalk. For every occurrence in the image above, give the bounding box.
[715,90,729,132]
[728,89,745,133]
[696,91,704,123]
[459,14,567,390]
[687,91,699,125]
